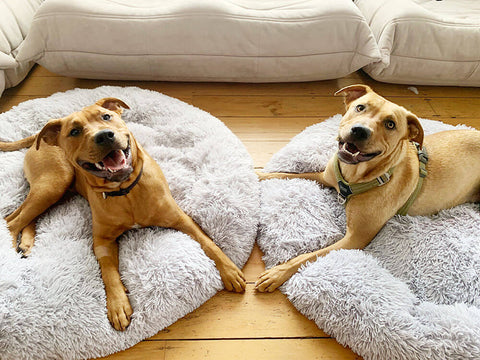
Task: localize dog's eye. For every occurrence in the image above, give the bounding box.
[102,114,111,121]
[355,104,366,112]
[70,128,81,137]
[385,120,396,130]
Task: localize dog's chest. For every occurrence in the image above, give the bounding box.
[94,174,171,229]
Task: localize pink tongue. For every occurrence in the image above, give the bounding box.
[102,150,126,171]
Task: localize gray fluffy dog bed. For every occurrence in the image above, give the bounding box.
[258,115,480,360]
[0,86,258,360]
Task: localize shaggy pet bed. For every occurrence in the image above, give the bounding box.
[0,86,258,360]
[258,115,480,360]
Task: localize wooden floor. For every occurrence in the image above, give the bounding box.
[2,66,479,360]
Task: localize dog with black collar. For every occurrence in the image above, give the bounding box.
[1,98,246,330]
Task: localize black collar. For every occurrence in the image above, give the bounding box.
[102,166,143,199]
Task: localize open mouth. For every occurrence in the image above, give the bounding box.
[337,141,380,165]
[78,144,133,181]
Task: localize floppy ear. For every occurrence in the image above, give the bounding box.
[36,119,62,150]
[334,84,372,108]
[96,97,130,114]
[407,113,424,146]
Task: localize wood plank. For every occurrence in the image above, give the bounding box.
[242,244,265,281]
[428,98,480,119]
[427,117,480,130]
[151,283,326,340]
[7,74,194,100]
[243,141,288,168]
[221,117,322,141]
[29,65,57,77]
[163,339,361,360]
[192,96,436,118]
[24,66,480,98]
[100,339,361,360]
[99,341,166,360]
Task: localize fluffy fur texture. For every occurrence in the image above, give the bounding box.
[0,86,258,360]
[259,115,480,360]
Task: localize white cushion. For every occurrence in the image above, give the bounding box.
[0,0,43,89]
[16,0,380,82]
[0,71,5,98]
[356,0,480,86]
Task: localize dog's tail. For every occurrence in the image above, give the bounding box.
[0,135,36,151]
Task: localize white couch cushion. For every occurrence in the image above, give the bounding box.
[356,0,480,86]
[17,0,380,82]
[0,0,43,89]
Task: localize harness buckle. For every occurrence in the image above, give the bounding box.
[337,193,347,205]
[418,152,428,164]
[337,181,353,205]
[376,172,391,186]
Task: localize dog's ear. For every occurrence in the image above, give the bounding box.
[334,84,372,107]
[407,113,424,146]
[36,119,62,150]
[96,97,130,114]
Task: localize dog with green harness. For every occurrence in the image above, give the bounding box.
[255,84,480,293]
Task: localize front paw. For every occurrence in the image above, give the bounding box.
[255,263,295,292]
[218,261,246,293]
[107,292,133,331]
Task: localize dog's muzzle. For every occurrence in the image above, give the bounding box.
[77,139,133,182]
[337,140,380,165]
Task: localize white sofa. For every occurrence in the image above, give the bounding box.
[1,0,480,96]
[0,0,44,97]
[356,0,480,86]
[15,0,381,83]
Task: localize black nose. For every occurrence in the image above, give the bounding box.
[94,129,115,145]
[350,124,371,141]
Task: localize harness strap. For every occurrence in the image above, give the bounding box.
[334,143,428,216]
[334,153,394,205]
[396,144,428,215]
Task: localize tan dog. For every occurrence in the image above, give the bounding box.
[2,98,246,330]
[255,84,480,292]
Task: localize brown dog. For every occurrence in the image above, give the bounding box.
[255,84,480,292]
[2,98,246,330]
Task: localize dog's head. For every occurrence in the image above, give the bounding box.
[334,84,423,165]
[36,98,135,182]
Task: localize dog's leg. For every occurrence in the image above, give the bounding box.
[255,200,395,292]
[17,220,36,256]
[7,184,71,250]
[257,171,326,184]
[93,233,133,331]
[7,147,74,252]
[156,202,246,292]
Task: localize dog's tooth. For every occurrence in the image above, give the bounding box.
[95,163,103,170]
[354,151,360,157]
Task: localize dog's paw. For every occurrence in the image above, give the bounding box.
[107,293,133,331]
[255,263,295,293]
[18,238,34,257]
[218,262,246,293]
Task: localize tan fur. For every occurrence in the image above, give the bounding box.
[2,98,246,331]
[255,85,480,292]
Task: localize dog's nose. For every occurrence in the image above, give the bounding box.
[350,124,371,141]
[94,129,115,145]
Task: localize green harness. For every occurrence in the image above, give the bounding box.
[334,143,428,216]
